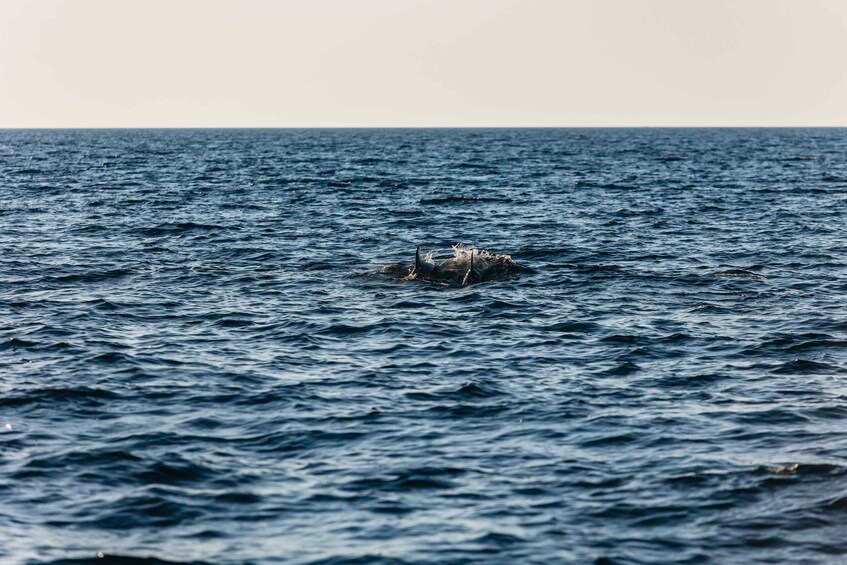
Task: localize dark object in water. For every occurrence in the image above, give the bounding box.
[394,244,518,286]
[461,249,482,286]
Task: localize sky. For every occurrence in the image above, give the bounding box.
[1,0,846,127]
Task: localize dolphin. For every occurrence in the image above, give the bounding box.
[410,246,437,279]
[401,244,517,286]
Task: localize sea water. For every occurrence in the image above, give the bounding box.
[1,128,846,563]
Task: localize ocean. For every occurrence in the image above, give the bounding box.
[1,128,846,564]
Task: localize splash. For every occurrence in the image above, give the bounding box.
[386,244,518,286]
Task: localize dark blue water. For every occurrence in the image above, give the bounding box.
[2,128,847,564]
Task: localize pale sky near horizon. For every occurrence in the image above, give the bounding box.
[1,0,846,127]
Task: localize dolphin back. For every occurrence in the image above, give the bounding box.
[399,244,517,286]
[461,249,483,286]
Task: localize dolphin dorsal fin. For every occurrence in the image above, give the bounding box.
[462,249,478,286]
[414,246,432,276]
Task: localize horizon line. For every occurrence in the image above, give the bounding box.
[3,125,847,130]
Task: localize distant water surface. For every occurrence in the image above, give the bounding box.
[1,128,847,564]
